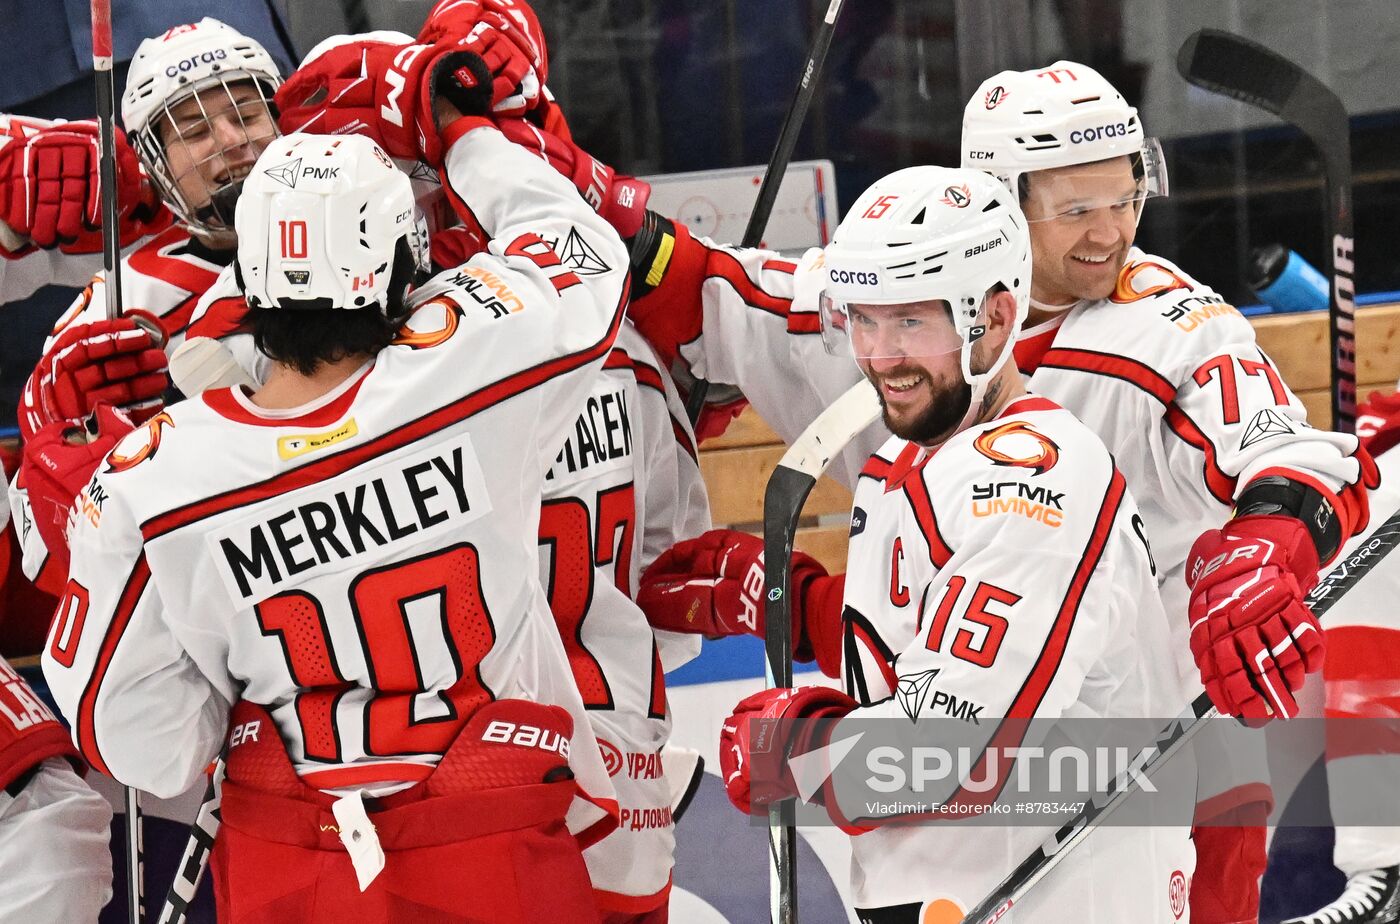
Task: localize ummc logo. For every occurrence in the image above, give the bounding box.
[829,269,878,286]
[164,49,228,78]
[1070,123,1129,144]
[972,420,1060,476]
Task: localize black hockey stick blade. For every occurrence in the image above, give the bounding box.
[960,504,1400,923]
[1177,28,1357,433]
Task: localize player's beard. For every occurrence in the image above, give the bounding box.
[869,363,973,446]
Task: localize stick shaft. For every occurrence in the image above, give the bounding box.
[686,0,848,426]
[92,0,123,323]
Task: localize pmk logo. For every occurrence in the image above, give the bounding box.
[940,184,971,209]
[105,411,175,474]
[984,85,1010,109]
[972,421,1060,475]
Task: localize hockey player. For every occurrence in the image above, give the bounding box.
[8,17,284,597]
[712,165,1193,920]
[42,36,632,916]
[960,61,1377,921]
[631,60,1378,922]
[202,16,706,916]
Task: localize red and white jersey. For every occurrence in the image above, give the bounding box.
[42,126,629,843]
[1018,248,1373,596]
[829,396,1194,918]
[539,322,709,904]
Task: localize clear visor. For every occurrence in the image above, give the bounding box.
[1021,137,1168,225]
[141,75,279,235]
[819,295,972,361]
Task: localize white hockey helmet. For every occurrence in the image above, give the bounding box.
[235,134,429,317]
[819,166,1031,411]
[122,18,282,237]
[961,61,1167,221]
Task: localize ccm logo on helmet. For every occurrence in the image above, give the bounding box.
[829,269,878,286]
[164,49,229,78]
[1070,123,1129,144]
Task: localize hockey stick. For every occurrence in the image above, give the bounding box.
[91,4,143,917]
[684,0,849,425]
[157,758,225,924]
[959,506,1400,924]
[91,0,125,325]
[762,380,882,924]
[1177,29,1356,434]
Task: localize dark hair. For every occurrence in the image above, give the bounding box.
[248,306,402,376]
[239,237,421,376]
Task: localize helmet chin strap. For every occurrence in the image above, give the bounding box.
[919,327,1017,449]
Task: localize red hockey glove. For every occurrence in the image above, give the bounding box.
[638,528,827,636]
[276,27,520,164]
[0,121,166,254]
[496,117,650,238]
[1186,514,1323,723]
[1358,389,1400,458]
[20,405,136,571]
[719,685,856,815]
[419,0,549,110]
[18,317,168,443]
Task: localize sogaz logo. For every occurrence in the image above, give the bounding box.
[829,269,878,286]
[1070,123,1129,144]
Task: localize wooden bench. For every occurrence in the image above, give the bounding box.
[697,303,1400,574]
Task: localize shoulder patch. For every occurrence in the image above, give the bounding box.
[1111,260,1193,304]
[972,420,1060,476]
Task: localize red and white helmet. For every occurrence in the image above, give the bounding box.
[819,166,1030,428]
[961,61,1167,220]
[235,134,428,316]
[122,18,282,237]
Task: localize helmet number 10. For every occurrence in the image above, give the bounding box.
[279,219,309,260]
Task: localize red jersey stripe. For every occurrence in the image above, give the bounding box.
[1164,404,1236,505]
[902,472,954,568]
[1040,347,1177,406]
[75,554,152,776]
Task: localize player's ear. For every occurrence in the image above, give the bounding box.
[983,287,1018,345]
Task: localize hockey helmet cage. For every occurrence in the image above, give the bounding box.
[235,134,428,317]
[122,18,282,237]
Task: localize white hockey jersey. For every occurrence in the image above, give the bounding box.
[829,394,1194,919]
[41,126,628,844]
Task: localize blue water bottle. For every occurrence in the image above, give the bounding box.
[1248,244,1329,314]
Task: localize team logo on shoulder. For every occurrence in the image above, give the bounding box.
[940,184,971,209]
[1110,260,1191,304]
[972,420,1059,475]
[917,898,968,924]
[277,419,359,461]
[105,411,174,474]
